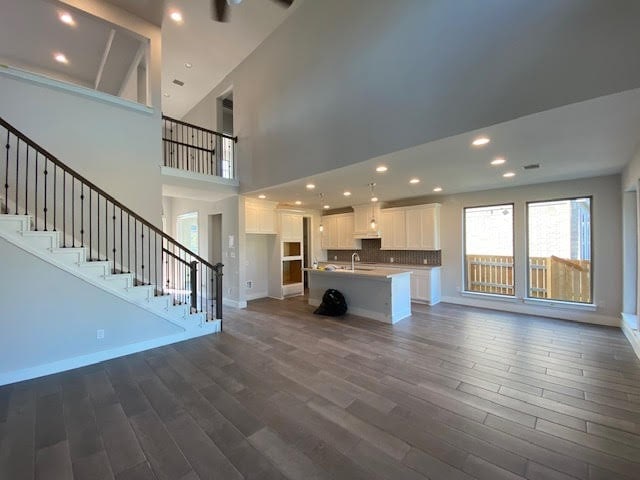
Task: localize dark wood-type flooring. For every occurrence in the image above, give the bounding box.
[1,298,640,479]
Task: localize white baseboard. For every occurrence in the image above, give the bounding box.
[0,320,221,386]
[621,313,640,360]
[245,291,268,301]
[223,297,247,309]
[440,295,620,327]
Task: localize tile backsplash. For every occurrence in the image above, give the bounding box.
[327,239,441,266]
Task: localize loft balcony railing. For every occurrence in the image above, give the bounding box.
[0,116,223,322]
[162,115,237,179]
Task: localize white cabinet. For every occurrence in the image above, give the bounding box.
[245,199,277,234]
[381,203,440,250]
[353,204,381,238]
[280,212,303,241]
[385,266,441,305]
[321,213,361,250]
[380,209,406,249]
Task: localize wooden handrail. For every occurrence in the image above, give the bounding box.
[550,255,588,272]
[0,115,215,270]
[162,114,237,143]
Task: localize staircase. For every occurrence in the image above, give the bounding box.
[0,116,223,339]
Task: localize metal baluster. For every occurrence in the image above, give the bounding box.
[24,146,28,214]
[104,196,108,263]
[4,130,9,214]
[148,224,151,286]
[80,184,84,247]
[43,157,48,230]
[53,165,56,231]
[34,152,38,228]
[63,172,66,244]
[14,138,19,215]
[141,224,145,284]
[97,194,100,259]
[134,220,138,284]
[120,208,123,274]
[128,213,131,273]
[72,177,75,246]
[112,203,116,274]
[89,189,92,258]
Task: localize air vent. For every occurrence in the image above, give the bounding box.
[523,163,540,170]
[172,79,184,87]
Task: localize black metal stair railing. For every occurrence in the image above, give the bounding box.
[162,115,237,179]
[0,116,223,322]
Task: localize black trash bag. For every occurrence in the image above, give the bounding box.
[314,289,348,317]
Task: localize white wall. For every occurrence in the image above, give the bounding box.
[391,175,622,325]
[165,195,242,307]
[245,234,270,299]
[0,237,183,382]
[184,0,640,194]
[0,0,163,225]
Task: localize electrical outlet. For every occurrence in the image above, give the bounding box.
[96,329,105,340]
[423,258,428,265]
[390,257,394,263]
[246,281,253,289]
[334,255,338,260]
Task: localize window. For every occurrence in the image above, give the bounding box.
[176,212,199,254]
[464,204,514,295]
[527,197,592,303]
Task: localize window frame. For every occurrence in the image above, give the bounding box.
[463,202,516,297]
[525,195,594,305]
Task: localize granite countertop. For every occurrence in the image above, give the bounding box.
[304,266,412,279]
[320,261,441,270]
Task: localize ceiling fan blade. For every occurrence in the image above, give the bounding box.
[272,0,294,7]
[212,0,229,22]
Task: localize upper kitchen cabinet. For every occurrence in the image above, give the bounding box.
[245,199,277,234]
[381,203,440,250]
[353,204,381,238]
[321,213,361,250]
[280,211,303,241]
[380,209,406,249]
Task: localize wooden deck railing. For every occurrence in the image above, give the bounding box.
[466,255,591,303]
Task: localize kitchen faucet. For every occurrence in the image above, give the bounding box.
[351,252,360,271]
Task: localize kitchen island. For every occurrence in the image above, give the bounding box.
[304,266,412,323]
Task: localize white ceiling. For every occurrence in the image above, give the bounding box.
[0,0,144,95]
[161,0,300,118]
[247,89,640,210]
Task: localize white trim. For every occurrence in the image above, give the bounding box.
[160,166,240,187]
[246,291,268,301]
[223,297,247,309]
[441,295,619,327]
[0,321,220,387]
[461,291,520,302]
[523,297,597,311]
[621,314,640,360]
[0,65,154,115]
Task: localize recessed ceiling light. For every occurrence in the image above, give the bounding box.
[343,191,351,196]
[306,183,315,190]
[371,196,379,202]
[54,53,68,64]
[472,136,491,147]
[323,205,330,209]
[258,194,266,199]
[59,12,75,26]
[433,186,443,192]
[491,157,506,166]
[184,62,193,69]
[294,200,302,205]
[376,166,388,172]
[163,92,170,98]
[409,178,420,184]
[169,10,183,22]
[503,172,516,178]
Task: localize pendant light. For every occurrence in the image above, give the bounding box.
[319,193,325,232]
[369,183,378,230]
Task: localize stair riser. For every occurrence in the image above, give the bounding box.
[20,232,59,250]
